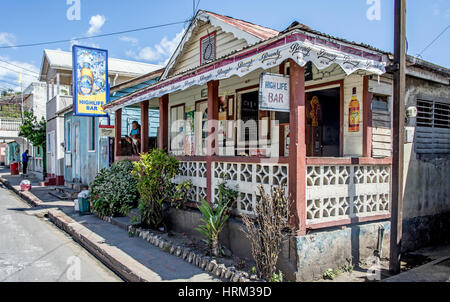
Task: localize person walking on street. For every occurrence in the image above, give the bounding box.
[21,150,30,177]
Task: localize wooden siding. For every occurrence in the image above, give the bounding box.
[169,21,249,77]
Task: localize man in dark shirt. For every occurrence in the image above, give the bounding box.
[22,150,30,176]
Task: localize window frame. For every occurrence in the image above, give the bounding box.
[88,116,96,152]
[199,31,217,65]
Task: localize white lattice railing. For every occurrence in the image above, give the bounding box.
[306,164,391,225]
[0,119,21,131]
[212,162,289,215]
[173,161,207,203]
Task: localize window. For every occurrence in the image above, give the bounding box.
[200,31,216,65]
[170,105,185,155]
[88,117,96,151]
[416,99,450,154]
[417,100,450,129]
[66,121,71,152]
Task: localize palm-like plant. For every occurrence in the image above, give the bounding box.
[196,181,237,257]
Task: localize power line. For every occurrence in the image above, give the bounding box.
[0,78,20,87]
[417,24,450,57]
[0,65,39,78]
[0,20,189,49]
[0,58,40,75]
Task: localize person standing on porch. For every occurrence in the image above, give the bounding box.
[21,150,30,177]
[125,121,141,155]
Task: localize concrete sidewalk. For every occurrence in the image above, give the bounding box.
[383,243,450,282]
[0,168,219,282]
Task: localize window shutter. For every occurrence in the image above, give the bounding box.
[415,99,450,154]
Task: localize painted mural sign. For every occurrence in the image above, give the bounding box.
[106,31,386,112]
[72,45,110,116]
[259,73,290,112]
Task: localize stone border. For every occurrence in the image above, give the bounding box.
[0,176,42,207]
[1,175,262,282]
[96,214,262,282]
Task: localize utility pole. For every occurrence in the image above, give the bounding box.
[390,0,406,274]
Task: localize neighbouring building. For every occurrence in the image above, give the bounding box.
[0,94,26,171]
[22,82,48,178]
[39,49,162,187]
[103,10,449,281]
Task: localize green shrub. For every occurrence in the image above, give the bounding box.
[132,149,190,229]
[89,160,138,217]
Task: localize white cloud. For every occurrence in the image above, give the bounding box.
[120,36,139,46]
[87,15,106,36]
[0,56,40,92]
[125,28,185,64]
[0,32,16,47]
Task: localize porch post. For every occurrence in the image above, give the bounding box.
[362,76,373,157]
[114,108,122,160]
[158,94,169,151]
[206,80,219,203]
[288,59,307,235]
[140,100,149,154]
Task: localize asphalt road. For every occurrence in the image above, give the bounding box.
[0,184,121,282]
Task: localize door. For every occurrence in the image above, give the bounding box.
[72,123,81,181]
[48,131,56,175]
[305,87,341,157]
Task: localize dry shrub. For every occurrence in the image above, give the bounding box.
[241,185,290,280]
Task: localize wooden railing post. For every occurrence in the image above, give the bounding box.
[363,76,373,158]
[140,100,149,154]
[158,95,169,151]
[114,108,122,161]
[206,80,219,203]
[288,59,307,235]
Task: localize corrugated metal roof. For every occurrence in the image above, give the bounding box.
[42,49,162,77]
[110,78,160,103]
[205,11,280,40]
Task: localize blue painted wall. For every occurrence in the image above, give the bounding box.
[63,107,159,186]
[63,111,100,185]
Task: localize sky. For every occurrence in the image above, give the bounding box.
[0,0,449,92]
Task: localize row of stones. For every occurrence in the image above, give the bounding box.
[128,225,263,282]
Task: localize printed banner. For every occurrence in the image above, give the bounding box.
[73,45,110,116]
[259,73,290,112]
[106,31,386,112]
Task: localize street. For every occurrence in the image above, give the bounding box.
[0,183,121,282]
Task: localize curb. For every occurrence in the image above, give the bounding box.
[1,175,257,282]
[0,176,42,207]
[47,209,160,282]
[0,176,158,282]
[97,214,260,282]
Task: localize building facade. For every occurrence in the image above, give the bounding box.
[39,49,162,186]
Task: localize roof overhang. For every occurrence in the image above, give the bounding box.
[161,10,279,80]
[104,27,388,113]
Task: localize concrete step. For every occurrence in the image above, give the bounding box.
[44,177,56,186]
[48,189,76,201]
[55,186,80,199]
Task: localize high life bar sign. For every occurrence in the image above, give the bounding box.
[259,73,290,112]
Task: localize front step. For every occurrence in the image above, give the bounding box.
[48,186,81,200]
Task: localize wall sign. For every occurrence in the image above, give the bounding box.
[73,45,110,116]
[259,73,290,112]
[99,125,115,137]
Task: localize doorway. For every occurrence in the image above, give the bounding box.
[305,87,341,157]
[72,122,81,181]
